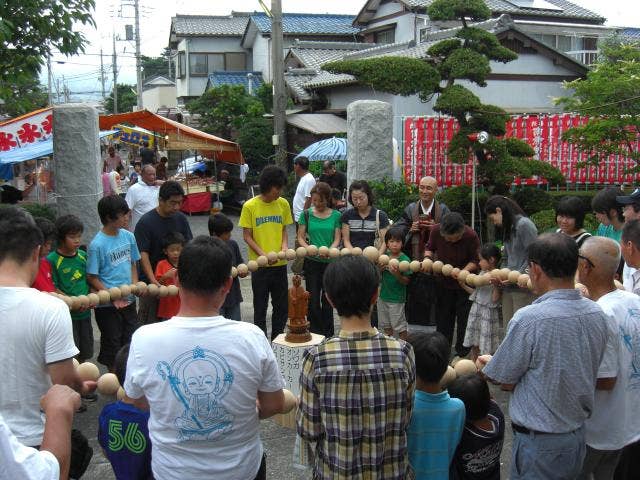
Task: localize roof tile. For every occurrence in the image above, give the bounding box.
[207,71,264,92]
[172,15,250,36]
[251,12,360,35]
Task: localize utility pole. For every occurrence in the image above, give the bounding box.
[47,55,53,106]
[100,49,106,99]
[112,33,118,114]
[271,0,287,168]
[167,49,172,79]
[134,0,143,110]
[55,78,61,104]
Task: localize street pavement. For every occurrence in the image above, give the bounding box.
[78,212,513,479]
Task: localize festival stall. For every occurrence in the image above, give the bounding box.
[99,110,244,213]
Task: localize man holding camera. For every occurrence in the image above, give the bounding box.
[396,176,450,327]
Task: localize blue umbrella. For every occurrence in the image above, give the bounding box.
[294,137,347,162]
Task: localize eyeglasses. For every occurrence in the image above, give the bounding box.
[578,254,595,268]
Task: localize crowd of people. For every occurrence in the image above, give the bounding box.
[2,157,640,480]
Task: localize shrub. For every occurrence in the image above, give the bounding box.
[438,185,489,222]
[369,178,417,222]
[0,203,57,222]
[512,188,554,216]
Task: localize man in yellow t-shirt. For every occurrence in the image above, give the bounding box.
[239,165,293,339]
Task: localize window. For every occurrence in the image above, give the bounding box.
[208,54,225,72]
[374,28,395,45]
[177,52,186,78]
[556,35,572,52]
[189,53,207,75]
[226,52,246,71]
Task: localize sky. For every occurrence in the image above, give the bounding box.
[46,0,640,102]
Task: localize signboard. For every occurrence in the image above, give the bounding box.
[0,108,53,152]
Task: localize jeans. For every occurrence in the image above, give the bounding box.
[304,259,334,338]
[435,286,471,356]
[95,303,139,369]
[220,302,242,321]
[251,265,288,340]
[511,426,586,479]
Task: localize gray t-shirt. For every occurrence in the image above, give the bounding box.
[483,289,608,433]
[503,215,538,272]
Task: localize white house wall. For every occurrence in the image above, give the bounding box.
[142,85,177,113]
[252,35,271,82]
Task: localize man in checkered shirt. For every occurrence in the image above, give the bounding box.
[296,256,416,479]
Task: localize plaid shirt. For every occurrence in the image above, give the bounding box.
[296,328,416,479]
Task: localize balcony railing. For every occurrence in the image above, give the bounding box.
[566,50,599,66]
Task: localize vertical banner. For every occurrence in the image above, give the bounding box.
[540,114,550,163]
[415,117,425,184]
[425,117,435,178]
[403,118,415,183]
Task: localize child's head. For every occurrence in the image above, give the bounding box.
[114,343,131,386]
[385,225,405,254]
[479,243,501,271]
[258,165,287,201]
[447,374,491,422]
[408,331,450,385]
[55,214,84,252]
[34,217,56,257]
[133,162,142,173]
[97,194,130,228]
[163,231,186,264]
[208,213,233,241]
[323,256,380,318]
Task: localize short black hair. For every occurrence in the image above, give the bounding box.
[55,214,84,243]
[258,165,287,193]
[480,243,501,263]
[348,180,375,206]
[0,206,43,264]
[622,219,640,249]
[159,180,185,201]
[323,256,380,318]
[527,232,578,279]
[592,187,624,221]
[556,196,587,229]
[408,331,450,383]
[447,374,491,421]
[440,212,465,236]
[163,231,186,249]
[34,217,56,243]
[385,225,405,244]
[115,164,125,175]
[294,156,309,170]
[97,194,130,225]
[114,343,131,385]
[208,213,233,236]
[178,235,232,296]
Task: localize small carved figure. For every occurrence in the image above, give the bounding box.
[285,275,312,342]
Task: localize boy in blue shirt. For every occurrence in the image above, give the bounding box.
[98,343,153,479]
[87,194,141,371]
[407,331,465,479]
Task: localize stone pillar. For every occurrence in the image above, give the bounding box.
[346,100,393,187]
[53,104,102,244]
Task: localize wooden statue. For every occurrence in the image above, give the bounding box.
[285,274,312,342]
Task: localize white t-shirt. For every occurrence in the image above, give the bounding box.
[0,413,58,480]
[0,288,78,446]
[125,316,285,479]
[622,263,639,294]
[293,172,316,222]
[586,289,640,450]
[125,181,159,231]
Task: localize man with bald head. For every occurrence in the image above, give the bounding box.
[125,164,160,231]
[396,176,450,326]
[577,236,640,479]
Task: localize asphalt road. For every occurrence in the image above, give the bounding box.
[77,212,514,479]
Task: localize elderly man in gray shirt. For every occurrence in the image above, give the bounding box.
[481,233,609,480]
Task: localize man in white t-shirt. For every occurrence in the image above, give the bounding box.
[292,156,315,224]
[577,236,640,479]
[0,206,95,448]
[125,235,288,479]
[616,189,640,292]
[1,384,81,480]
[125,164,160,231]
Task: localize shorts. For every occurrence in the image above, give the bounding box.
[377,299,407,334]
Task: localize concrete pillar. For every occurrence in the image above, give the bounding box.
[346,100,393,187]
[53,104,102,244]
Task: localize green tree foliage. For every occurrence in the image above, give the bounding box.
[323,0,557,191]
[0,0,94,103]
[556,39,640,171]
[103,84,137,114]
[141,48,174,80]
[0,74,48,118]
[187,84,274,168]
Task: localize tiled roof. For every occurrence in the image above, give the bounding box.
[285,70,317,101]
[621,28,640,40]
[171,14,250,36]
[206,71,264,92]
[303,71,357,89]
[289,42,370,69]
[251,12,360,35]
[401,0,604,22]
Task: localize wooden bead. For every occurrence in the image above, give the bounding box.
[256,255,268,267]
[388,258,400,269]
[77,295,90,309]
[351,247,363,256]
[70,297,82,310]
[116,387,125,400]
[296,247,307,258]
[146,283,159,296]
[136,281,147,295]
[318,246,330,257]
[72,358,80,369]
[453,359,478,376]
[466,273,477,286]
[167,285,179,296]
[158,285,169,297]
[340,247,351,256]
[440,365,456,387]
[475,274,491,287]
[267,251,279,264]
[399,260,410,272]
[499,268,511,281]
[129,283,138,294]
[363,246,380,263]
[97,290,111,304]
[490,268,502,280]
[119,284,131,297]
[77,362,100,381]
[108,287,122,300]
[247,260,259,272]
[285,249,297,261]
[378,254,390,266]
[508,270,521,284]
[422,258,433,273]
[237,264,249,276]
[329,247,340,258]
[441,264,453,277]
[277,251,287,260]
[517,273,530,288]
[87,293,100,306]
[451,267,461,278]
[432,261,443,274]
[231,266,238,278]
[306,245,318,256]
[62,295,74,308]
[458,270,470,283]
[97,373,121,396]
[409,260,422,273]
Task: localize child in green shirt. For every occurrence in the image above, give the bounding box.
[48,215,92,362]
[378,226,411,340]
